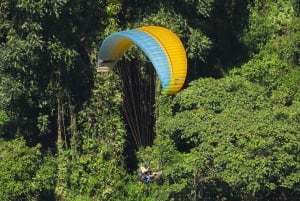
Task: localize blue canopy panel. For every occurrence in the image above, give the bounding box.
[98,29,172,91]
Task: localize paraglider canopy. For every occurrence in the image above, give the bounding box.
[98,26,187,95]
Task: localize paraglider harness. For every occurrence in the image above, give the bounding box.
[138,172,154,184]
[138,172,153,184]
[138,165,162,184]
[96,59,115,73]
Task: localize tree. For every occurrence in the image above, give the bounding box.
[0,138,56,201]
[61,72,128,200]
[154,76,300,200]
[0,110,9,126]
[1,0,299,200]
[0,0,122,199]
[242,0,296,54]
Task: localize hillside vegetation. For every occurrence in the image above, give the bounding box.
[0,0,299,200]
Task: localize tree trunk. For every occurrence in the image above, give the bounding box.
[55,98,68,200]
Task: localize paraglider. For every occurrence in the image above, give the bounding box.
[98,26,187,147]
[98,26,187,95]
[138,164,162,184]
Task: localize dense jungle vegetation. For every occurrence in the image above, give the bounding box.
[0,0,300,200]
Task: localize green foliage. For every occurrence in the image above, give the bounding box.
[231,56,290,90]
[0,0,299,200]
[0,0,120,142]
[0,138,56,201]
[154,76,300,200]
[183,0,214,17]
[186,29,212,61]
[293,0,300,16]
[64,72,128,200]
[230,52,300,106]
[120,136,192,201]
[66,146,127,201]
[0,110,9,126]
[230,2,300,106]
[261,19,300,67]
[243,0,296,53]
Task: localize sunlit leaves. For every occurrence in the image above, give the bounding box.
[187,29,212,61]
[0,111,9,126]
[47,38,78,68]
[68,72,127,200]
[243,0,296,52]
[232,56,290,90]
[155,73,300,200]
[231,53,300,106]
[0,138,55,201]
[0,0,299,200]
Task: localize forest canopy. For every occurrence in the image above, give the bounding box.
[0,0,299,200]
